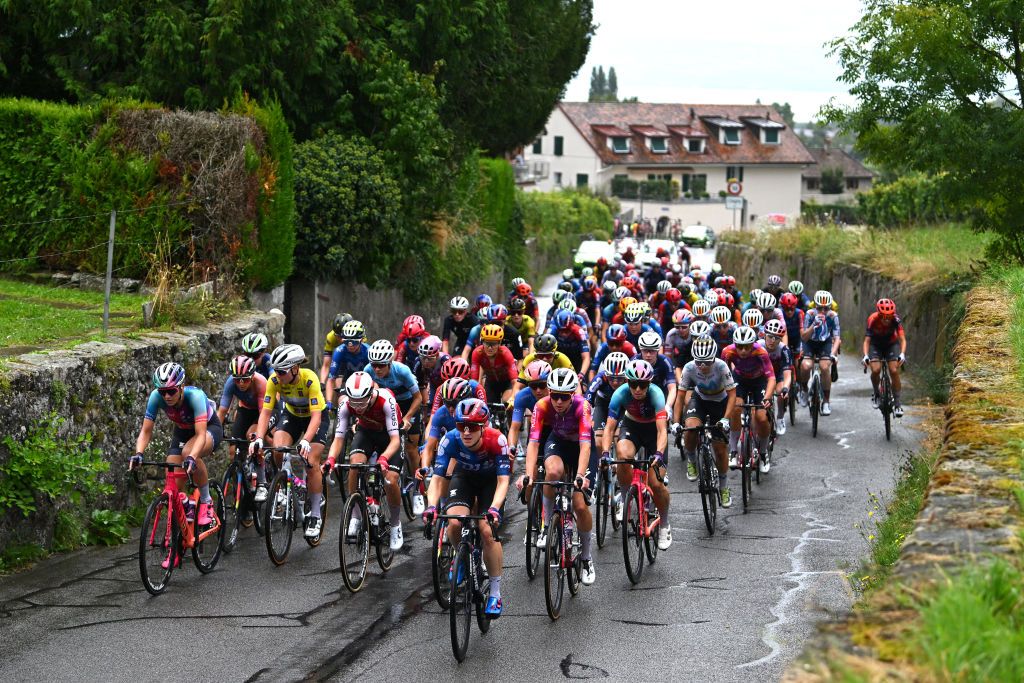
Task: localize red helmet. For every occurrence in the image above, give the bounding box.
[725,275,736,287]
[717,292,729,306]
[780,293,798,308]
[726,293,735,309]
[665,288,682,304]
[597,257,608,267]
[516,282,532,297]
[876,298,896,315]
[660,256,670,266]
[455,398,490,424]
[441,357,471,381]
[402,315,426,339]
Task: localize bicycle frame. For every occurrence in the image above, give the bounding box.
[536,478,583,569]
[143,463,219,551]
[608,457,660,539]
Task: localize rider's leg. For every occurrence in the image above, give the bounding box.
[542,454,564,522]
[481,520,503,597]
[820,358,833,401]
[614,438,636,490]
[445,506,466,547]
[869,360,882,396]
[889,359,902,395]
[306,444,324,518]
[683,419,700,465]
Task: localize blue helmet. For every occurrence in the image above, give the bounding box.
[554,309,574,329]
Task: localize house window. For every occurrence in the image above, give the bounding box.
[532,138,542,154]
[554,172,563,186]
[681,174,690,192]
[726,166,744,182]
[723,128,740,145]
[576,173,589,188]
[846,178,859,190]
[650,137,668,153]
[554,136,564,156]
[687,138,705,153]
[806,178,820,190]
[763,128,780,144]
[612,136,630,153]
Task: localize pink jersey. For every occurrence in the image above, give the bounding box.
[528,395,593,443]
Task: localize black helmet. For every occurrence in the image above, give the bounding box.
[509,296,526,313]
[534,334,558,354]
[332,313,353,335]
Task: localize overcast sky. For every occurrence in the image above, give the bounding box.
[563,0,864,122]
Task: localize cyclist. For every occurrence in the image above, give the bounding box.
[507,297,537,355]
[665,310,696,431]
[788,281,813,310]
[722,326,776,468]
[518,334,574,389]
[470,324,518,405]
[130,363,223,544]
[324,372,406,550]
[394,315,428,364]
[549,309,591,374]
[586,352,629,451]
[508,360,552,464]
[521,368,597,585]
[657,287,686,331]
[249,344,329,538]
[423,399,511,617]
[411,334,448,413]
[576,277,602,331]
[763,319,794,440]
[442,296,479,357]
[365,339,422,480]
[635,331,677,421]
[709,305,738,354]
[429,357,487,413]
[798,291,841,416]
[420,378,475,474]
[319,313,353,383]
[241,332,274,379]
[513,281,540,322]
[862,298,906,417]
[217,355,269,497]
[622,303,653,348]
[588,323,636,381]
[780,293,805,359]
[679,337,736,500]
[463,304,524,361]
[601,359,673,550]
[763,274,784,302]
[325,320,370,410]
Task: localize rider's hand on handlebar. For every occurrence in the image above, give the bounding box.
[717,418,731,434]
[129,453,143,470]
[321,457,336,475]
[898,353,906,365]
[378,457,390,473]
[575,474,590,491]
[415,466,430,481]
[862,355,871,367]
[297,439,311,457]
[516,474,529,492]
[183,456,197,474]
[486,506,502,527]
[422,505,437,526]
[249,437,263,455]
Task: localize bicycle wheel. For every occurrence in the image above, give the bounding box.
[450,544,473,662]
[789,387,797,426]
[622,485,644,585]
[543,511,565,621]
[263,471,293,566]
[192,482,225,573]
[881,368,893,441]
[595,467,609,548]
[698,444,717,535]
[475,557,491,634]
[139,494,177,595]
[431,517,453,609]
[374,514,395,572]
[566,523,581,597]
[340,493,369,593]
[401,474,415,521]
[221,462,243,554]
[643,491,659,564]
[810,376,820,438]
[525,485,543,580]
[303,479,328,548]
[740,430,753,512]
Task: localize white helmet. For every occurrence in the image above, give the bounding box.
[450,296,469,311]
[757,291,777,310]
[368,339,395,363]
[613,286,630,302]
[733,325,758,345]
[689,320,712,337]
[269,343,305,370]
[656,280,672,294]
[691,336,718,361]
[764,319,786,337]
[788,280,805,295]
[637,331,662,351]
[562,268,574,280]
[703,291,718,304]
[814,290,834,307]
[742,308,764,328]
[558,298,577,312]
[511,277,526,288]
[547,367,579,393]
[692,299,711,317]
[710,306,732,324]
[748,288,763,303]
[713,262,722,272]
[344,371,376,401]
[602,352,630,377]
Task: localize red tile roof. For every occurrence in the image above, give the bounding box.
[558,102,815,166]
[629,124,670,137]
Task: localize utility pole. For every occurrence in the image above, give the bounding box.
[102,210,116,334]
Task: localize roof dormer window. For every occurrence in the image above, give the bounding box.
[723,128,741,145]
[687,138,706,153]
[649,137,667,153]
[762,128,780,144]
[612,136,630,153]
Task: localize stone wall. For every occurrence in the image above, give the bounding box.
[0,311,284,551]
[718,242,952,367]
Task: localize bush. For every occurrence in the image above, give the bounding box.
[802,201,863,225]
[858,172,960,227]
[610,176,673,201]
[820,166,845,194]
[517,189,613,265]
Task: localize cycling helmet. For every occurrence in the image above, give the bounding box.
[725,293,736,309]
[682,275,694,286]
[713,276,724,288]
[767,274,782,287]
[757,291,777,310]
[480,324,505,343]
[270,343,306,370]
[716,291,730,307]
[475,294,492,310]
[748,288,763,303]
[552,289,569,304]
[665,288,682,304]
[814,290,834,307]
[344,371,375,401]
[547,367,579,393]
[341,320,365,342]
[876,298,897,315]
[764,319,786,337]
[691,336,718,361]
[489,304,509,322]
[638,301,653,318]
[455,398,490,424]
[603,281,617,294]
[619,296,638,314]
[672,309,694,326]
[690,320,712,338]
[511,277,526,289]
[450,296,470,311]
[788,280,804,295]
[657,280,672,294]
[692,299,711,317]
[713,262,722,272]
[509,296,527,313]
[742,308,764,328]
[441,357,471,380]
[557,298,577,312]
[332,313,353,335]
[725,275,736,287]
[554,309,574,329]
[613,286,630,302]
[558,281,575,293]
[703,291,718,305]
[230,355,256,379]
[439,378,472,404]
[367,339,395,364]
[597,257,608,267]
[582,276,597,291]
[241,332,269,354]
[733,325,758,345]
[402,315,426,338]
[523,360,552,383]
[153,362,186,389]
[606,324,627,343]
[562,268,574,280]
[534,334,558,354]
[624,359,655,382]
[624,303,646,324]
[637,331,662,351]
[516,283,533,297]
[417,335,442,358]
[680,283,694,297]
[621,275,638,290]
[602,352,630,377]
[780,292,798,308]
[710,306,732,324]
[581,267,594,278]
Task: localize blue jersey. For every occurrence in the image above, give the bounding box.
[710,322,738,353]
[329,343,370,381]
[601,303,617,323]
[253,353,273,380]
[364,361,418,401]
[645,318,664,337]
[434,428,511,477]
[219,373,266,411]
[585,370,617,406]
[511,386,538,424]
[145,386,216,430]
[624,322,653,348]
[607,383,668,424]
[427,404,457,439]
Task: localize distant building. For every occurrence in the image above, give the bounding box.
[801,147,876,204]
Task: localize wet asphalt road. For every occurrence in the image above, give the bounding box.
[0,252,923,682]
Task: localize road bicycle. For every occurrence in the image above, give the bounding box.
[137,461,225,595]
[682,422,720,535]
[335,460,394,593]
[806,358,826,438]
[865,359,899,441]
[442,513,497,663]
[594,455,618,548]
[736,401,769,511]
[262,446,329,566]
[520,461,546,580]
[424,500,454,609]
[609,452,663,584]
[788,349,801,427]
[536,477,588,621]
[220,436,265,551]
[487,402,511,434]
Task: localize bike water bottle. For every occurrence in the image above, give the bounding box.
[250,470,257,490]
[368,500,380,526]
[181,493,196,521]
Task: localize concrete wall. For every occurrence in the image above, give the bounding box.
[742,165,804,220]
[718,242,951,367]
[0,311,285,551]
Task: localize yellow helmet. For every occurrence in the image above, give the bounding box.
[481,324,505,343]
[619,296,638,314]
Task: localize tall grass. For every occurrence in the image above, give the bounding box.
[983,265,1024,377]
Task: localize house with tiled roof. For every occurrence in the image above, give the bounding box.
[801,146,876,204]
[523,102,815,228]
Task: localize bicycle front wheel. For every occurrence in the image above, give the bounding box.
[401,474,415,521]
[643,491,659,565]
[789,388,797,426]
[139,494,177,595]
[699,445,718,535]
[525,485,543,580]
[810,378,820,438]
[544,511,565,621]
[221,462,243,554]
[622,485,644,585]
[595,468,609,548]
[740,431,753,512]
[263,471,293,566]
[192,481,225,573]
[432,517,453,609]
[340,493,369,593]
[450,543,473,662]
[881,368,893,441]
[566,522,581,597]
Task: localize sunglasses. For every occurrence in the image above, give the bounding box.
[766,334,782,341]
[695,360,714,367]
[550,392,573,403]
[370,362,389,368]
[345,339,362,346]
[628,381,650,390]
[157,387,180,396]
[457,422,483,433]
[735,344,753,351]
[483,341,501,348]
[409,337,424,344]
[528,383,547,391]
[535,353,553,361]
[451,309,467,315]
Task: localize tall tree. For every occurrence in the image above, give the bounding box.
[607,66,618,100]
[770,101,795,129]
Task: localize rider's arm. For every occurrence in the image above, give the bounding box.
[319,355,331,385]
[655,416,668,456]
[830,315,842,356]
[135,417,155,455]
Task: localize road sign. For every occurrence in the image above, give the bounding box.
[725,196,743,210]
[727,180,743,196]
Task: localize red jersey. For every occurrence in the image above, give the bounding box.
[470,345,518,383]
[865,313,904,345]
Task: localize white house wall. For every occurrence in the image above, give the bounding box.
[523,108,603,192]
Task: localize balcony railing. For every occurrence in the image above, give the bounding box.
[513,160,549,184]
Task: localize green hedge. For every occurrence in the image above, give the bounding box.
[610,176,676,201]
[0,97,294,289]
[517,188,613,268]
[857,172,960,227]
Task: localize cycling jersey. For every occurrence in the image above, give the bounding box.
[219,373,268,411]
[328,342,370,382]
[412,353,450,405]
[710,322,738,352]
[362,361,418,401]
[680,360,736,402]
[322,330,344,358]
[766,344,794,381]
[645,318,664,337]
[465,322,524,359]
[518,352,574,380]
[601,303,618,324]
[511,386,539,424]
[664,328,694,368]
[335,387,401,435]
[429,379,487,414]
[470,345,518,384]
[434,428,511,477]
[529,395,593,443]
[721,343,774,381]
[252,353,273,379]
[623,322,653,348]
[803,309,841,342]
[508,314,537,342]
[427,404,458,439]
[607,383,667,424]
[443,311,479,355]
[590,341,637,374]
[632,353,676,396]
[145,386,216,429]
[549,324,590,354]
[263,368,325,418]
[782,308,804,350]
[585,371,617,405]
[865,313,904,345]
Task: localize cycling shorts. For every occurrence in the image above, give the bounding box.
[446,469,498,512]
[398,397,421,437]
[542,434,597,487]
[277,411,331,447]
[735,376,768,407]
[592,399,610,434]
[685,395,728,440]
[169,413,223,455]
[868,340,901,362]
[350,427,404,474]
[231,406,261,441]
[618,417,659,458]
[802,339,832,360]
[484,378,512,404]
